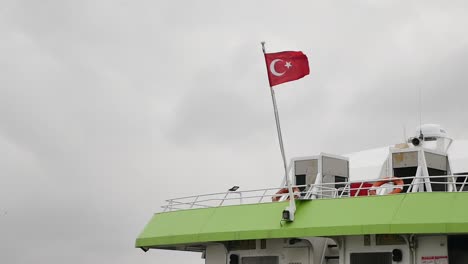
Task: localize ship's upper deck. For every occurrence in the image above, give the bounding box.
[136,192,468,251]
[136,129,468,251]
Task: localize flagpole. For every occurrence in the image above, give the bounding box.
[261,41,296,221]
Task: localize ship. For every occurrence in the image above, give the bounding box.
[135,123,468,264]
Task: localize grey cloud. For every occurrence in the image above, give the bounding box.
[1,1,468,264]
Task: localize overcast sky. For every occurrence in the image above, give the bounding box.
[1,1,468,263]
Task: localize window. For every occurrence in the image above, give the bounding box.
[428,168,447,192]
[260,239,266,249]
[226,240,256,251]
[448,235,468,264]
[242,256,279,264]
[335,176,347,195]
[455,174,468,191]
[375,234,406,245]
[335,176,346,188]
[350,252,392,264]
[295,175,306,192]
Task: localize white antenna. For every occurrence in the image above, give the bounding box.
[403,124,407,143]
[418,86,424,139]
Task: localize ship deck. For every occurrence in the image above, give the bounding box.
[136,192,468,251]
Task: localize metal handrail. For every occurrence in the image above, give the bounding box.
[162,174,468,212]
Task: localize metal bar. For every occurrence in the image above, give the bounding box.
[259,189,268,203]
[261,41,296,215]
[320,238,329,264]
[354,182,364,197]
[164,200,172,212]
[189,195,200,209]
[160,175,468,211]
[460,175,468,192]
[166,200,212,209]
[420,150,433,192]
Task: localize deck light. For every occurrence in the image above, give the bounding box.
[229,254,239,264]
[228,186,240,191]
[392,249,402,262]
[282,205,295,221]
[140,247,149,252]
[282,209,293,221]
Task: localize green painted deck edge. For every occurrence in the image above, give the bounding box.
[135,192,468,248]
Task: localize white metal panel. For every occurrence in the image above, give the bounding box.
[425,152,448,171]
[286,247,309,264]
[206,244,227,264]
[392,151,418,168]
[415,236,448,264]
[322,175,335,184]
[322,156,348,177]
[229,239,312,264]
[448,140,468,173]
[295,159,318,176]
[344,147,389,181]
[295,159,318,186]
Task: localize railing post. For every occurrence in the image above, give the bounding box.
[354,182,364,197]
[259,189,268,203]
[460,175,468,192]
[167,200,173,212]
[190,196,199,209]
[219,192,230,206]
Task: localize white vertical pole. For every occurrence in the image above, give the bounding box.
[420,150,432,192]
[261,42,296,218]
[411,165,421,193]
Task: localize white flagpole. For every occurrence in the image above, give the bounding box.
[261,41,296,221]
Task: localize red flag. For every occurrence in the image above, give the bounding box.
[264,51,309,87]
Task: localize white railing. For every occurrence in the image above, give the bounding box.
[162,174,468,212]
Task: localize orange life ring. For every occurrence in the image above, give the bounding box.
[272,187,300,202]
[369,177,404,195]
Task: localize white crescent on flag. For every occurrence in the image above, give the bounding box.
[269,59,285,76]
[264,50,309,86]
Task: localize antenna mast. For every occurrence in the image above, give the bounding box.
[418,86,424,139]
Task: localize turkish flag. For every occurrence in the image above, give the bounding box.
[264,51,309,87]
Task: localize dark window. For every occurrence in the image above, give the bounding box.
[455,174,468,191]
[335,176,347,195]
[375,234,406,245]
[350,252,392,264]
[448,235,468,264]
[242,256,279,264]
[428,168,447,192]
[393,167,417,193]
[393,167,449,192]
[430,176,447,191]
[230,254,240,264]
[295,174,306,192]
[260,239,266,249]
[226,240,256,251]
[363,235,370,246]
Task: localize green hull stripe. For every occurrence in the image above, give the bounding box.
[135,192,468,247]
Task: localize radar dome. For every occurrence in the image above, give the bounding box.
[415,124,448,139]
[413,124,452,152]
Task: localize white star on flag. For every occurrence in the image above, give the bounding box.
[285,61,292,69]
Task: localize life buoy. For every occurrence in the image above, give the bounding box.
[369,177,404,195]
[272,187,301,202]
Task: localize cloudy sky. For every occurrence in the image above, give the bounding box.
[1,1,468,263]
